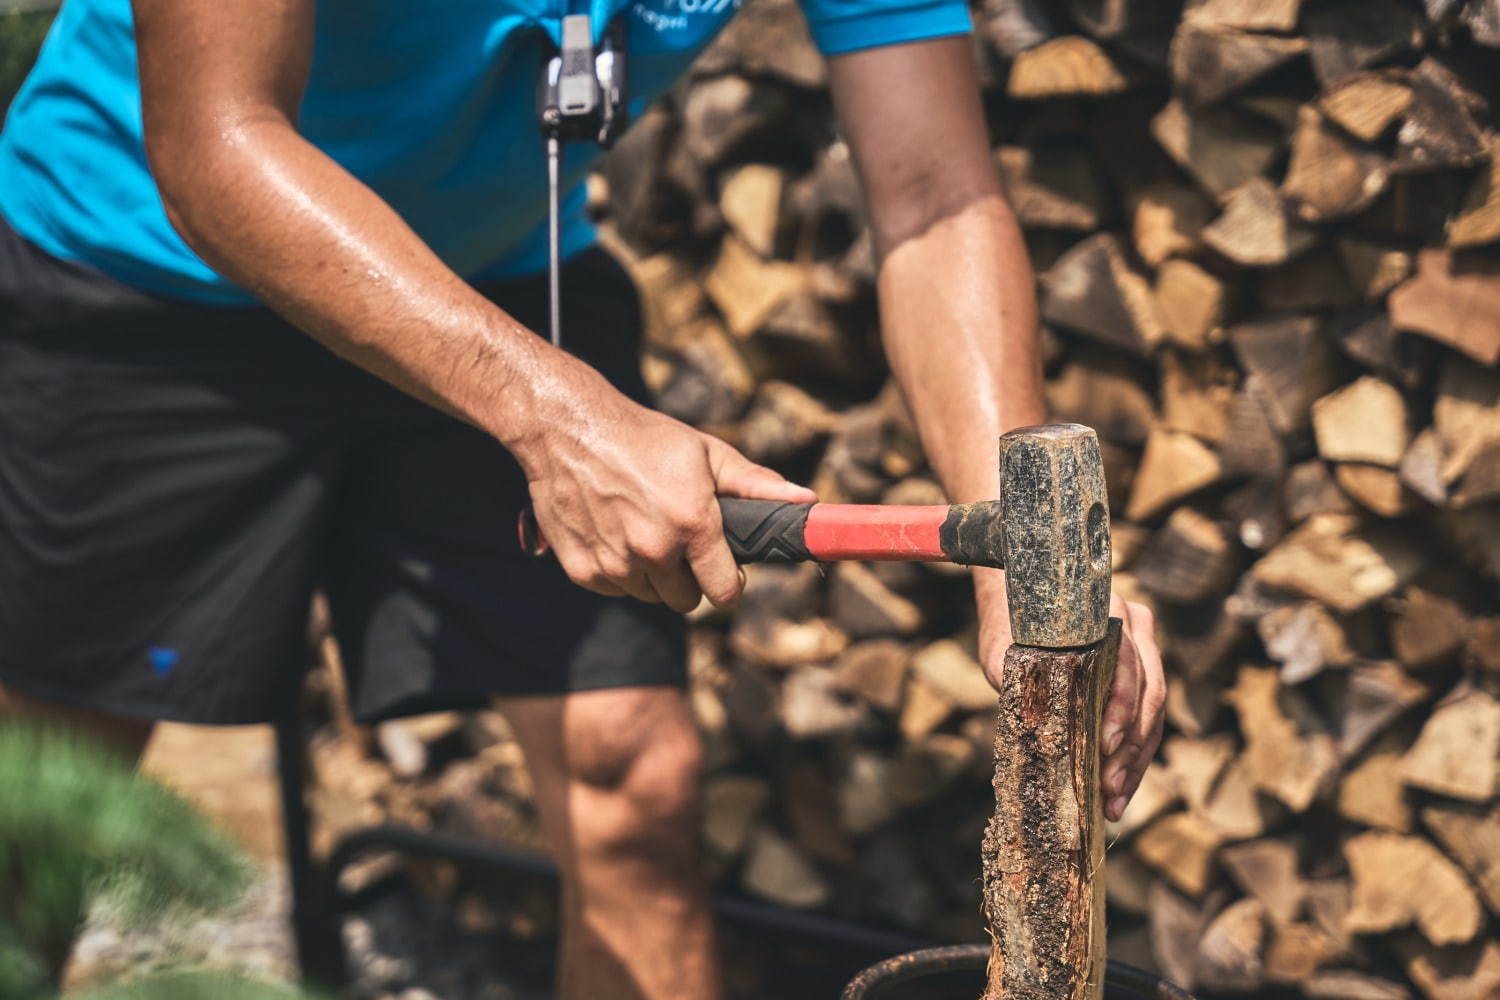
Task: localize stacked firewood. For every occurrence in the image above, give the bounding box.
[306,1,1500,997]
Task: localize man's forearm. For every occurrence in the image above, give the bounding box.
[876,193,1046,506]
[150,117,569,459]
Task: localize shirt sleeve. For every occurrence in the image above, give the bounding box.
[798,0,973,57]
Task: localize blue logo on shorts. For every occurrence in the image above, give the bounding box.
[148,647,179,677]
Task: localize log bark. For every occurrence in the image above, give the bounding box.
[982,621,1120,1000]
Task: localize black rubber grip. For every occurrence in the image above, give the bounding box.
[937,500,1006,569]
[718,499,814,563]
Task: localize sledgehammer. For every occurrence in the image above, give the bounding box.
[520,422,1111,648]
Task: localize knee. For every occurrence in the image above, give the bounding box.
[568,709,704,858]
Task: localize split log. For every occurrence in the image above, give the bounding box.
[1336,463,1417,518]
[1313,376,1411,468]
[1154,259,1229,350]
[1040,232,1167,355]
[1251,513,1426,613]
[741,826,832,908]
[779,667,865,740]
[1448,137,1500,247]
[1218,386,1286,481]
[1160,350,1235,444]
[1163,733,1234,812]
[1389,587,1470,670]
[830,640,911,713]
[976,0,1056,58]
[1320,73,1416,142]
[1007,36,1131,99]
[1394,60,1488,173]
[1421,803,1500,915]
[1360,171,1475,247]
[1344,831,1483,945]
[1148,881,1206,991]
[695,0,824,86]
[1266,923,1343,986]
[718,163,787,259]
[702,775,772,856]
[1339,728,1417,833]
[1220,839,1306,926]
[1400,428,1450,507]
[980,622,1118,1000]
[1195,897,1267,993]
[1126,429,1222,521]
[1388,250,1500,366]
[910,639,995,712]
[784,763,856,864]
[1044,353,1158,447]
[1328,309,1429,391]
[838,751,898,834]
[1132,507,1237,604]
[1109,760,1181,840]
[828,561,926,639]
[1169,25,1306,107]
[1467,617,1500,675]
[1130,183,1213,267]
[1202,178,1318,267]
[1282,105,1391,223]
[1151,100,1286,202]
[1262,247,1359,311]
[1338,661,1431,760]
[1228,315,1343,434]
[1257,601,1354,685]
[1304,0,1425,88]
[888,733,974,808]
[898,675,954,742]
[1136,810,1227,896]
[1182,0,1302,32]
[1226,664,1339,812]
[1284,460,1356,523]
[704,236,807,338]
[1400,938,1500,1000]
[1305,970,1414,1000]
[996,144,1108,231]
[1434,358,1500,491]
[1338,239,1415,299]
[738,381,834,463]
[1399,685,1500,802]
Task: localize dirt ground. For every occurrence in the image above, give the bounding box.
[141,722,287,865]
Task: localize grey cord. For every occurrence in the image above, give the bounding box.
[546,134,562,348]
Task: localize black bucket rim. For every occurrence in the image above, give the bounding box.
[840,944,1196,1000]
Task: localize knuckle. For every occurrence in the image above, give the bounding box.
[630,530,675,565]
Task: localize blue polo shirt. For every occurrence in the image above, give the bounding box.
[0,0,969,305]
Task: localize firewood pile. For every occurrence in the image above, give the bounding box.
[305,1,1500,997]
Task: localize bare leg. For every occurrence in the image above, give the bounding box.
[496,686,721,1000]
[0,681,155,763]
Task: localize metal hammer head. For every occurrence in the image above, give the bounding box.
[998,423,1111,648]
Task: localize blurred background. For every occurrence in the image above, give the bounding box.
[3,0,1499,998]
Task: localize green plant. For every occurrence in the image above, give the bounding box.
[1,8,55,114]
[0,723,320,1000]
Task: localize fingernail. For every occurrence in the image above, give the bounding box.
[1104,729,1124,756]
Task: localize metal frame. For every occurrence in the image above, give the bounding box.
[274,715,935,992]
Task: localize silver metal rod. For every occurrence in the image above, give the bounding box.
[546,134,562,348]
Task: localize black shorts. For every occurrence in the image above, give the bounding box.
[0,218,685,725]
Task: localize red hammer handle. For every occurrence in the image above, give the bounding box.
[520,499,1006,569]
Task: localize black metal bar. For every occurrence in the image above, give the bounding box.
[324,824,934,958]
[274,715,348,990]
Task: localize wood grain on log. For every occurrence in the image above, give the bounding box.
[981,622,1120,1000]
